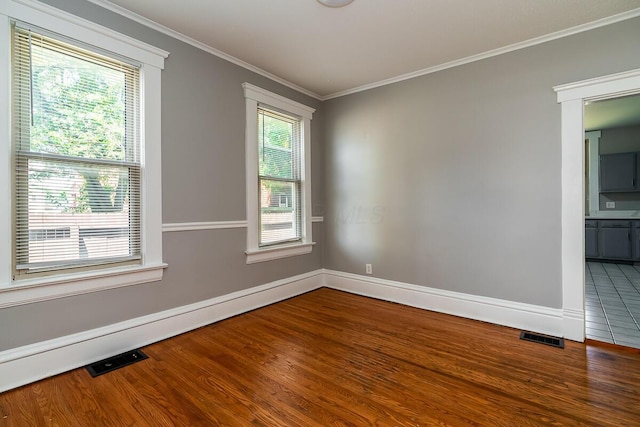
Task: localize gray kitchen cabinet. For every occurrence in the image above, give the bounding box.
[585,221,599,258]
[600,153,636,192]
[633,222,640,260]
[599,221,632,259]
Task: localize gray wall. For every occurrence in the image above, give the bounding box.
[322,16,640,308]
[4,0,640,352]
[0,0,324,351]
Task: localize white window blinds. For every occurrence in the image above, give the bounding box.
[257,107,302,246]
[12,24,142,274]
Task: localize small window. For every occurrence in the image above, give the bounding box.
[12,25,141,275]
[258,107,301,246]
[243,83,315,263]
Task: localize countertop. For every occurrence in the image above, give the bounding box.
[586,211,640,220]
[586,216,640,220]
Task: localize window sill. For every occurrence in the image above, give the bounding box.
[246,242,315,264]
[0,263,167,309]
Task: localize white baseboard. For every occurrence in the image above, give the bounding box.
[0,267,575,393]
[0,269,323,393]
[323,269,565,338]
[562,308,586,342]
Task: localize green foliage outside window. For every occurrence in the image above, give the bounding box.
[29,43,130,213]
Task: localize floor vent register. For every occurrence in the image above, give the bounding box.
[86,349,148,377]
[520,331,565,348]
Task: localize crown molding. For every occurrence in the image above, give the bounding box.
[86,0,322,101]
[320,7,640,100]
[86,1,640,102]
[2,0,169,67]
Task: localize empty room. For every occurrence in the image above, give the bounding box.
[1,0,640,425]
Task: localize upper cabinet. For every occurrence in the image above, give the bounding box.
[600,152,640,192]
[586,98,640,213]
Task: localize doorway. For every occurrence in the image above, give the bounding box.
[583,93,640,348]
[555,68,640,343]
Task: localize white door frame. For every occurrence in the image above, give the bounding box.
[555,68,640,341]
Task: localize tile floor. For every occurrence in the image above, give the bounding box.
[585,262,640,349]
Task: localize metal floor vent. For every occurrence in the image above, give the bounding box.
[86,349,148,377]
[520,331,565,348]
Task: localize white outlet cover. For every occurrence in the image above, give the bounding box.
[606,201,615,208]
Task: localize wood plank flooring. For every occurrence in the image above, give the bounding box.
[2,288,640,426]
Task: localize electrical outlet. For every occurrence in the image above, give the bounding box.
[606,201,615,209]
[366,264,372,274]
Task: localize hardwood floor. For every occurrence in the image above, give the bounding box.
[2,288,640,426]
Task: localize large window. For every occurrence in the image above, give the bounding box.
[0,0,167,307]
[12,25,141,275]
[243,83,315,263]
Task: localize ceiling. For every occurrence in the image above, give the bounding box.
[585,93,640,131]
[95,0,640,99]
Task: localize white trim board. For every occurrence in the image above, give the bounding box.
[162,220,248,232]
[323,270,564,339]
[0,269,324,393]
[162,218,324,233]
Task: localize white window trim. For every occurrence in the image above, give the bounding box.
[0,0,169,308]
[243,83,315,264]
